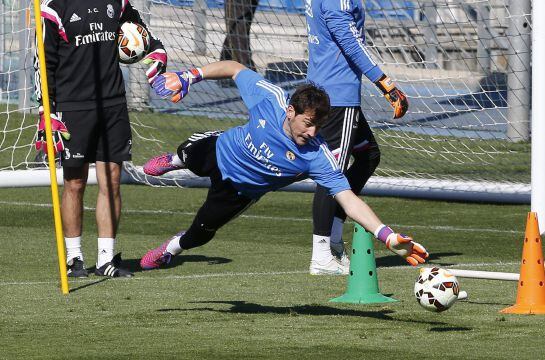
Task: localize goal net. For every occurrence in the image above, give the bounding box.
[0,0,532,202]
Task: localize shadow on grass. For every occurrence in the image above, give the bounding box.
[158,300,447,325]
[429,326,473,332]
[465,300,512,306]
[69,278,109,293]
[121,255,232,273]
[376,252,463,268]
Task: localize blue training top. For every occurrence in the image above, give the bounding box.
[216,69,351,199]
[305,0,384,106]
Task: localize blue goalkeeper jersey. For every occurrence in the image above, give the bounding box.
[305,0,384,106]
[216,69,351,199]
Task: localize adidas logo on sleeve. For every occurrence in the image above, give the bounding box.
[69,13,81,22]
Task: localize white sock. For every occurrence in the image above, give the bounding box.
[65,236,83,263]
[97,237,115,268]
[311,234,333,264]
[166,233,183,255]
[171,154,184,167]
[330,217,344,247]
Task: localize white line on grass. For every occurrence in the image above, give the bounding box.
[0,261,520,287]
[0,200,521,234]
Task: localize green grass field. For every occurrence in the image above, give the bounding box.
[0,184,542,359]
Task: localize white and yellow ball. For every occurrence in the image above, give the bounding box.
[414,267,460,312]
[118,22,150,64]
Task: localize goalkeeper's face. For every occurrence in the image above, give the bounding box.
[285,105,321,146]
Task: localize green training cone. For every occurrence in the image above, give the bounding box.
[330,224,397,304]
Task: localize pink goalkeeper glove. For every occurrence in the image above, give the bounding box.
[35,106,70,154]
[375,225,428,266]
[142,49,167,84]
[152,68,203,103]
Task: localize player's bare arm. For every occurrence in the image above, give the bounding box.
[333,190,382,232]
[200,60,247,80]
[334,190,428,266]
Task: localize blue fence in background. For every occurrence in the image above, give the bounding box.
[366,1,415,20]
[152,0,416,19]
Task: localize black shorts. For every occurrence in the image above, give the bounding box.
[178,132,256,233]
[319,106,378,171]
[60,103,132,167]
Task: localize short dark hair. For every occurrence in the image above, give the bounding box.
[289,83,330,126]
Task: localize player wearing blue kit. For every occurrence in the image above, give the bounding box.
[139,60,427,271]
[305,0,409,275]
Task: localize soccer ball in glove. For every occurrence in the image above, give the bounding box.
[414,267,460,312]
[118,22,150,64]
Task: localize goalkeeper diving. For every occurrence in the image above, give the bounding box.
[140,60,428,271]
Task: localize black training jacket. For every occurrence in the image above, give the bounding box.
[34,0,164,111]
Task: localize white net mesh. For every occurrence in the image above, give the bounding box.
[0,0,38,170]
[0,0,532,200]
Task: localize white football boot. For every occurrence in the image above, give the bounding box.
[330,242,350,268]
[309,257,349,275]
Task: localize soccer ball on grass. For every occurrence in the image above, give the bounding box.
[414,267,460,312]
[118,22,150,64]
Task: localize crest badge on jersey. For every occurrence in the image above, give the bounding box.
[286,151,296,161]
[107,4,114,18]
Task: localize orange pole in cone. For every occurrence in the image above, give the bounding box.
[501,212,545,314]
